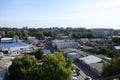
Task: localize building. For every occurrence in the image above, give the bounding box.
[0,36,34,55]
[66,52,80,59]
[0,31,5,38]
[52,40,78,50]
[114,46,120,51]
[79,55,103,75]
[91,28,113,38]
[1,35,19,43]
[27,36,39,45]
[0,56,13,80]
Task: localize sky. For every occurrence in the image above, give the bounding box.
[0,0,120,29]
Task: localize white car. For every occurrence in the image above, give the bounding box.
[72,72,77,76]
[72,76,78,80]
[85,76,92,80]
[0,52,3,58]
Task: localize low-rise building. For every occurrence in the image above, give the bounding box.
[114,46,120,51]
[0,56,13,80]
[91,28,113,38]
[79,55,104,75]
[27,36,39,45]
[0,36,34,55]
[66,52,80,59]
[52,40,78,50]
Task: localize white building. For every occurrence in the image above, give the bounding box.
[66,52,79,59]
[91,28,113,38]
[52,40,78,50]
[0,36,34,55]
[27,36,38,45]
[1,35,19,43]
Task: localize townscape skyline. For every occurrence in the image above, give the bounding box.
[0,0,120,29]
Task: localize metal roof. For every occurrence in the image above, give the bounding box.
[80,55,102,64]
[1,38,12,41]
[0,42,28,48]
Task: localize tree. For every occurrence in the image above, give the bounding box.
[42,52,73,80]
[9,52,73,80]
[112,37,120,45]
[9,56,38,80]
[34,49,44,60]
[102,57,120,77]
[35,32,44,39]
[73,33,80,39]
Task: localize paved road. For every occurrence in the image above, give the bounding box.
[74,62,101,80]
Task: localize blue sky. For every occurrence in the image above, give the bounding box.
[0,0,120,29]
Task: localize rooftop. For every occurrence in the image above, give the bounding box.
[114,46,120,50]
[0,42,28,48]
[89,62,103,73]
[1,38,13,41]
[79,55,102,64]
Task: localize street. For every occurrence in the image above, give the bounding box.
[74,61,101,80]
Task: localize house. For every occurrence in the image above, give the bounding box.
[114,46,120,51]
[80,46,93,52]
[27,36,39,45]
[0,31,5,38]
[66,52,80,59]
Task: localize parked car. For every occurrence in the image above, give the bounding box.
[0,52,3,59]
[72,72,77,77]
[72,76,78,80]
[85,76,92,80]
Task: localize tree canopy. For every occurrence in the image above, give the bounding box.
[8,52,73,80]
[9,56,38,80]
[42,52,73,80]
[102,57,120,77]
[33,49,44,60]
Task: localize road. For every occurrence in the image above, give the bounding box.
[74,61,101,80]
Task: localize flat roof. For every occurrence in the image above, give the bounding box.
[1,38,13,41]
[114,46,120,50]
[80,55,102,64]
[67,52,78,55]
[0,42,28,48]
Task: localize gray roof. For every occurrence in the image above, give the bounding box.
[80,55,102,64]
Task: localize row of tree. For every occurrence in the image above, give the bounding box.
[102,57,120,77]
[8,51,73,80]
[92,48,120,58]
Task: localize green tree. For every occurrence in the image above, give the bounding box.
[102,57,120,77]
[42,52,73,80]
[34,49,44,60]
[9,56,38,80]
[112,37,120,45]
[35,31,44,39]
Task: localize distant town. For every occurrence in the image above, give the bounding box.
[0,27,120,80]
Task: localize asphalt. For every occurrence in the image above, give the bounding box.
[74,61,101,80]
